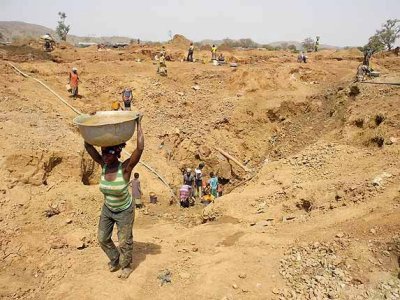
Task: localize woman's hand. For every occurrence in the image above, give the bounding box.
[123,113,144,180]
[136,113,143,123]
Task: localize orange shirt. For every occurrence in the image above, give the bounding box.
[70,72,79,87]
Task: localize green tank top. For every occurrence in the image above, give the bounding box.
[99,163,132,212]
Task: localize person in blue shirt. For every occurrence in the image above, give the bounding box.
[208,172,218,199]
[121,88,133,111]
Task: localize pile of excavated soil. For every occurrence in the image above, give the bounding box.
[167,34,192,49]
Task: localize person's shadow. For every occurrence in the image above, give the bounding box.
[69,94,84,99]
[131,241,161,271]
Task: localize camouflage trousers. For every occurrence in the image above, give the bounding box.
[98,203,135,269]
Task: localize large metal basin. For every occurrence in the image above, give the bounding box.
[73,111,138,147]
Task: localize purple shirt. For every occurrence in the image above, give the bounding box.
[131,179,141,199]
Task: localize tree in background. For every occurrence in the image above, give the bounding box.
[361,34,385,67]
[365,34,385,54]
[0,32,3,41]
[287,44,297,52]
[56,12,70,41]
[375,19,400,51]
[280,42,288,50]
[302,37,315,52]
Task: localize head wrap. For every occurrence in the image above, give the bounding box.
[102,143,126,158]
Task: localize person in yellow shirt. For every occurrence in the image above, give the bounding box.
[201,183,214,205]
[111,101,122,111]
[211,44,217,60]
[157,52,167,76]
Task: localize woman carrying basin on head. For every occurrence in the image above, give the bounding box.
[84,115,144,279]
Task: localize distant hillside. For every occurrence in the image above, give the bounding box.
[0,21,339,49]
[0,21,54,41]
[0,21,132,44]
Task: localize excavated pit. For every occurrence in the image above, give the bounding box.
[0,43,399,300]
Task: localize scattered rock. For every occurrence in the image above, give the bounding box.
[202,204,219,223]
[63,232,87,250]
[296,199,313,212]
[236,92,244,97]
[335,190,345,201]
[283,216,296,222]
[44,206,60,218]
[372,172,393,187]
[349,85,360,97]
[232,283,238,289]
[238,273,247,279]
[336,232,345,238]
[157,269,172,286]
[279,241,352,299]
[192,85,200,91]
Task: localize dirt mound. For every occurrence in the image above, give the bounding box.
[0,44,53,61]
[58,41,75,50]
[314,48,363,62]
[167,34,191,49]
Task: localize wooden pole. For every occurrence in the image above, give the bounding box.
[214,147,252,173]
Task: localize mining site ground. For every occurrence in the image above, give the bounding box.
[0,41,399,299]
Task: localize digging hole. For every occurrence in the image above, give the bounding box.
[349,85,360,97]
[42,155,63,185]
[80,152,98,185]
[371,136,385,147]
[296,199,313,212]
[353,118,364,128]
[375,114,385,126]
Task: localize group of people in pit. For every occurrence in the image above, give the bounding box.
[179,162,223,208]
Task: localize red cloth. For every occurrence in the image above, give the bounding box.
[70,72,78,87]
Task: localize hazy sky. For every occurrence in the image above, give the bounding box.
[0,0,399,46]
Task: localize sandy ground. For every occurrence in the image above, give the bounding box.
[0,42,399,299]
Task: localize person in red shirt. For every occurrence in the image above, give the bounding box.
[68,67,79,98]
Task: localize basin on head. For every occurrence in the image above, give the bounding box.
[73,111,138,147]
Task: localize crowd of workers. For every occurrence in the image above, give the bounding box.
[69,38,324,101]
[179,162,223,208]
[127,161,225,210]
